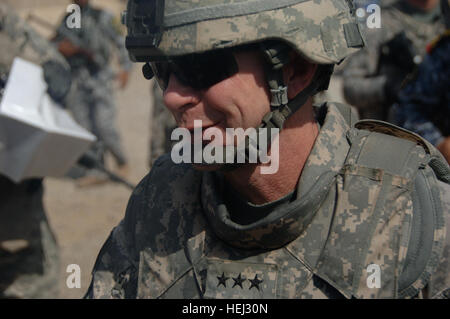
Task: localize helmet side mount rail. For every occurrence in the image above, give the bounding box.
[125,0,165,61]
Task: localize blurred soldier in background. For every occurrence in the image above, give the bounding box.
[55,0,132,186]
[343,0,445,120]
[148,82,176,167]
[0,3,71,298]
[313,0,380,106]
[392,0,450,164]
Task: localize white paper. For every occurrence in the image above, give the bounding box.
[0,57,96,182]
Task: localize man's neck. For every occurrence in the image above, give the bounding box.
[223,100,319,205]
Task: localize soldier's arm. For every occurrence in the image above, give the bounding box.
[342,25,390,112]
[57,38,95,61]
[84,220,138,299]
[52,15,93,61]
[84,178,146,299]
[342,11,404,114]
[342,48,388,111]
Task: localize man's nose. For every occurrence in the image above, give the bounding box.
[163,74,201,114]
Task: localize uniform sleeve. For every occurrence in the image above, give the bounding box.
[393,40,450,147]
[84,225,138,298]
[84,175,152,299]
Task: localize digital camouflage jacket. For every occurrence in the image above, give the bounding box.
[86,102,450,299]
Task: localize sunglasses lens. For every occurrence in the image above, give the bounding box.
[151,49,239,90]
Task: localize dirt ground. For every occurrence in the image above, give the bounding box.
[8,0,154,299]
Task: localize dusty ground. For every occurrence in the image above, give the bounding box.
[8,0,153,299]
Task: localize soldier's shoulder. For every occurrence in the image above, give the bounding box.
[131,153,201,207]
[351,119,450,184]
[139,153,200,191]
[346,120,449,298]
[125,154,205,251]
[352,119,450,204]
[90,6,114,24]
[89,7,124,35]
[111,155,207,298]
[354,119,434,153]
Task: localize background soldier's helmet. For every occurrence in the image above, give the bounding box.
[124,0,364,65]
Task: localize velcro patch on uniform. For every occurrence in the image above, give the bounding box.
[202,259,278,299]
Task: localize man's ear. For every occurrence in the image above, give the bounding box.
[284,53,318,100]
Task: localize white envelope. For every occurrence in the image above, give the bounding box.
[0,57,96,183]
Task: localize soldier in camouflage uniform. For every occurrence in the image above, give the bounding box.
[392,0,450,164]
[55,0,132,182]
[0,3,68,298]
[149,82,176,167]
[86,0,450,299]
[342,0,444,120]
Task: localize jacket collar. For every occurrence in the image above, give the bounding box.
[201,103,352,250]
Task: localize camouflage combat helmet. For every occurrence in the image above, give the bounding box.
[124,0,363,64]
[123,0,364,164]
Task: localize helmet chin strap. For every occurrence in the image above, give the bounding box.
[258,42,334,131]
[214,43,334,171]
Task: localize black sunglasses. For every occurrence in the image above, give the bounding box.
[150,48,240,91]
[148,41,266,91]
